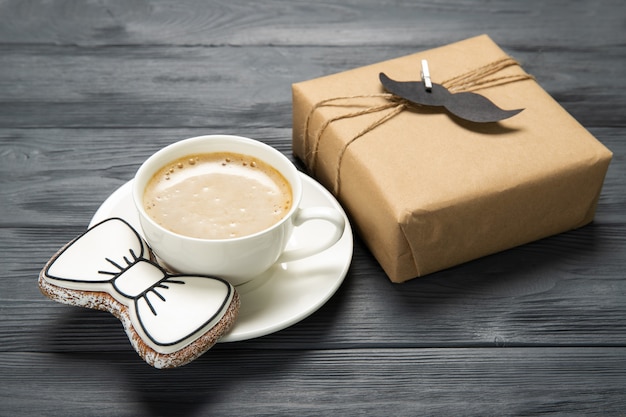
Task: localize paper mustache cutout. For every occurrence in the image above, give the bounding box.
[379,72,524,123]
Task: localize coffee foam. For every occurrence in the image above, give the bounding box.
[143,152,292,239]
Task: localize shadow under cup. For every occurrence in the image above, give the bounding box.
[132,135,343,287]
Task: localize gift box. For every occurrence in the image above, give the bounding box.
[292,34,612,283]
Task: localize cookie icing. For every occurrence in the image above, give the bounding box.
[43,217,235,354]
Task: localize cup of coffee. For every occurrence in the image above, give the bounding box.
[132,135,345,286]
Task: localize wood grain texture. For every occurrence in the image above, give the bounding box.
[1,44,624,129]
[1,0,625,415]
[1,348,625,416]
[0,0,622,48]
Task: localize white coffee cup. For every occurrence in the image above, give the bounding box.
[132,135,345,286]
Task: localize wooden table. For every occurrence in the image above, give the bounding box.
[1,1,625,415]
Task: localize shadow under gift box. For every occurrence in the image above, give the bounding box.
[292,34,612,283]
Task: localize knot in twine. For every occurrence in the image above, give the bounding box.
[302,57,533,195]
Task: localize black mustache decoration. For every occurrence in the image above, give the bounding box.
[379,60,524,123]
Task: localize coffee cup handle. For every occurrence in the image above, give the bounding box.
[277,207,345,263]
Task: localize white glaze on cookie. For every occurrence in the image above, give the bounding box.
[43,217,235,355]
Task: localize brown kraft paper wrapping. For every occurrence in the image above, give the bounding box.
[292,34,613,283]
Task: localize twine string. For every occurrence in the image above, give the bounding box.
[303,93,399,168]
[303,57,533,194]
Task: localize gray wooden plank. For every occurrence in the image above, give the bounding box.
[0,348,624,416]
[0,0,622,49]
[0,44,624,129]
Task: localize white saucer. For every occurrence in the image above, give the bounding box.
[90,172,353,343]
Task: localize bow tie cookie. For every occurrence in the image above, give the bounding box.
[39,217,240,369]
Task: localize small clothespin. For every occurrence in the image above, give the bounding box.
[420,59,432,92]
